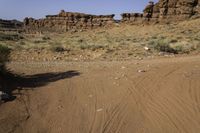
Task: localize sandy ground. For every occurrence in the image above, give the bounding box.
[0,55,200,133]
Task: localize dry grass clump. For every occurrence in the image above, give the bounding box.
[149,38,178,53]
[170,41,199,53]
[149,37,199,54]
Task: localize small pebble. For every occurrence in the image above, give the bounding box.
[97,108,103,112]
[121,66,126,69]
[138,70,146,73]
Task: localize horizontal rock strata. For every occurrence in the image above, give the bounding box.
[1,0,200,33]
[0,19,23,31]
[121,0,200,24]
[24,10,115,33]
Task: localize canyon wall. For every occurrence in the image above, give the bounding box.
[24,10,115,33]
[121,0,200,24]
[2,0,200,33]
[0,19,23,32]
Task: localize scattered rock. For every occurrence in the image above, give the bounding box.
[88,94,93,98]
[53,57,58,60]
[74,58,78,61]
[135,62,139,65]
[138,70,146,73]
[114,77,119,80]
[144,46,150,51]
[58,105,64,109]
[121,66,126,69]
[97,108,103,112]
[136,57,143,60]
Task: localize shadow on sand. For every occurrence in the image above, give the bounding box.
[0,69,80,102]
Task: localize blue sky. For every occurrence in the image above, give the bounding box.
[0,0,158,20]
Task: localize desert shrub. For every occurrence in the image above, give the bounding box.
[170,42,199,54]
[149,38,198,54]
[78,39,84,43]
[151,36,158,39]
[0,33,23,41]
[170,39,178,43]
[0,44,11,63]
[16,41,26,46]
[42,36,51,40]
[79,43,107,51]
[149,39,177,53]
[91,44,107,51]
[20,41,26,45]
[173,45,184,52]
[33,40,46,44]
[105,48,114,53]
[128,52,133,56]
[79,44,91,50]
[50,46,66,52]
[194,37,200,41]
[0,44,11,78]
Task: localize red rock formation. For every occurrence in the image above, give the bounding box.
[159,0,198,19]
[0,19,23,31]
[20,0,200,32]
[24,10,115,33]
[121,13,143,24]
[121,0,200,24]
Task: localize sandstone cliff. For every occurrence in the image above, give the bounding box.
[5,0,200,33]
[0,19,23,31]
[121,0,200,24]
[24,10,115,33]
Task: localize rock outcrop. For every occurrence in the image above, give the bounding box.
[121,0,200,24]
[1,0,199,33]
[24,10,115,33]
[121,13,144,24]
[160,0,200,19]
[0,19,23,31]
